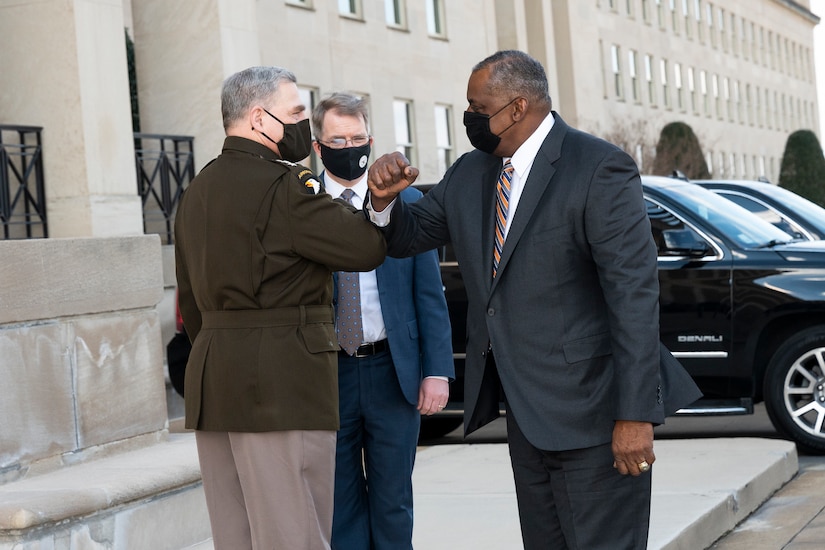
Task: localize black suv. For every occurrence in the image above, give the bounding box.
[417,176,825,453]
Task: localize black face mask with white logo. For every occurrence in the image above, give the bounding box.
[318,142,371,181]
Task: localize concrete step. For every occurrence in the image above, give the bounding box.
[0,433,210,550]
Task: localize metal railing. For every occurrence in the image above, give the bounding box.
[134,133,195,244]
[0,125,47,239]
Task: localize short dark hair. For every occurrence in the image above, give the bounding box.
[311,93,370,140]
[473,50,552,109]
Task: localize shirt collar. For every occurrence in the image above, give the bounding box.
[505,112,555,177]
[322,172,369,203]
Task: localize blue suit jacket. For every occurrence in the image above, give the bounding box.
[334,185,454,405]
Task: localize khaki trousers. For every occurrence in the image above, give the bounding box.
[195,429,336,550]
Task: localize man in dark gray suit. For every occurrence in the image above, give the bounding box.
[366,50,699,549]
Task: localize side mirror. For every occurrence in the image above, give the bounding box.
[661,229,711,257]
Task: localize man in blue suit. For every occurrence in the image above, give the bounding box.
[311,93,454,550]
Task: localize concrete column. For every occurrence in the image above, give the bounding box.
[131,0,261,172]
[0,0,143,238]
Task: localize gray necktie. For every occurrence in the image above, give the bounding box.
[336,189,363,355]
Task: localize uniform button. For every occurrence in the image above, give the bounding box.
[487,308,495,316]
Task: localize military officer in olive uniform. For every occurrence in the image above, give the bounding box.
[174,66,386,550]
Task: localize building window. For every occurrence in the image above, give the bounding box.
[723,77,731,120]
[286,0,313,7]
[707,3,715,47]
[682,0,691,38]
[700,70,708,116]
[746,19,754,60]
[687,66,696,113]
[426,0,447,37]
[729,153,736,177]
[434,104,453,176]
[393,99,415,162]
[745,83,753,126]
[674,62,683,110]
[717,151,725,177]
[755,85,762,127]
[645,54,656,104]
[656,0,665,28]
[338,0,363,18]
[741,18,748,60]
[611,44,624,99]
[694,0,702,42]
[298,86,319,170]
[718,8,726,52]
[767,31,774,69]
[730,13,737,56]
[733,80,741,123]
[670,0,678,32]
[626,0,634,17]
[661,59,670,108]
[385,0,407,28]
[629,49,640,102]
[641,0,650,22]
[758,27,765,66]
[706,152,713,175]
[712,74,720,118]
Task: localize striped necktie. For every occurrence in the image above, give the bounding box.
[493,160,514,278]
[336,189,363,355]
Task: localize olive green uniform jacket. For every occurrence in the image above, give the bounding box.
[175,136,386,432]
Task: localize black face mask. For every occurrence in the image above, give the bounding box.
[318,142,371,181]
[260,109,313,162]
[463,98,518,154]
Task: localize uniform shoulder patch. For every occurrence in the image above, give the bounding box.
[273,159,321,194]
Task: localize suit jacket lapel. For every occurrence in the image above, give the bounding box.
[492,113,567,289]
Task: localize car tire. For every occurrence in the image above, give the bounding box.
[764,326,825,455]
[419,417,463,441]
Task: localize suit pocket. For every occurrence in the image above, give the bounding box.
[406,320,420,340]
[299,324,339,354]
[563,332,612,363]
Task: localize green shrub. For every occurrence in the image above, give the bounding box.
[652,122,710,179]
[779,130,825,207]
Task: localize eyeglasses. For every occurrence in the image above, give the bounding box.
[317,135,370,149]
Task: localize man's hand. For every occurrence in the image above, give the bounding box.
[367,152,419,212]
[418,377,449,416]
[611,420,655,476]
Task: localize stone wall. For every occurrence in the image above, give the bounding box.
[0,236,167,483]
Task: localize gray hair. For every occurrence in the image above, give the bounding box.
[473,50,552,110]
[311,92,370,140]
[221,66,297,130]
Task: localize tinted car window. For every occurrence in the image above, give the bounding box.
[717,192,806,238]
[659,183,795,248]
[646,200,708,256]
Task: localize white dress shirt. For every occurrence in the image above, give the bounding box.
[323,172,387,344]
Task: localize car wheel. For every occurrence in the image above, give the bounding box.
[764,326,825,455]
[419,417,463,441]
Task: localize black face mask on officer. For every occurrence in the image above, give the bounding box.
[318,142,371,181]
[259,108,313,162]
[462,97,518,154]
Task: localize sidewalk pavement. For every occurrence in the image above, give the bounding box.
[410,438,797,550]
[187,436,797,550]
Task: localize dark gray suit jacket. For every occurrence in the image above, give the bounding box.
[382,113,699,451]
